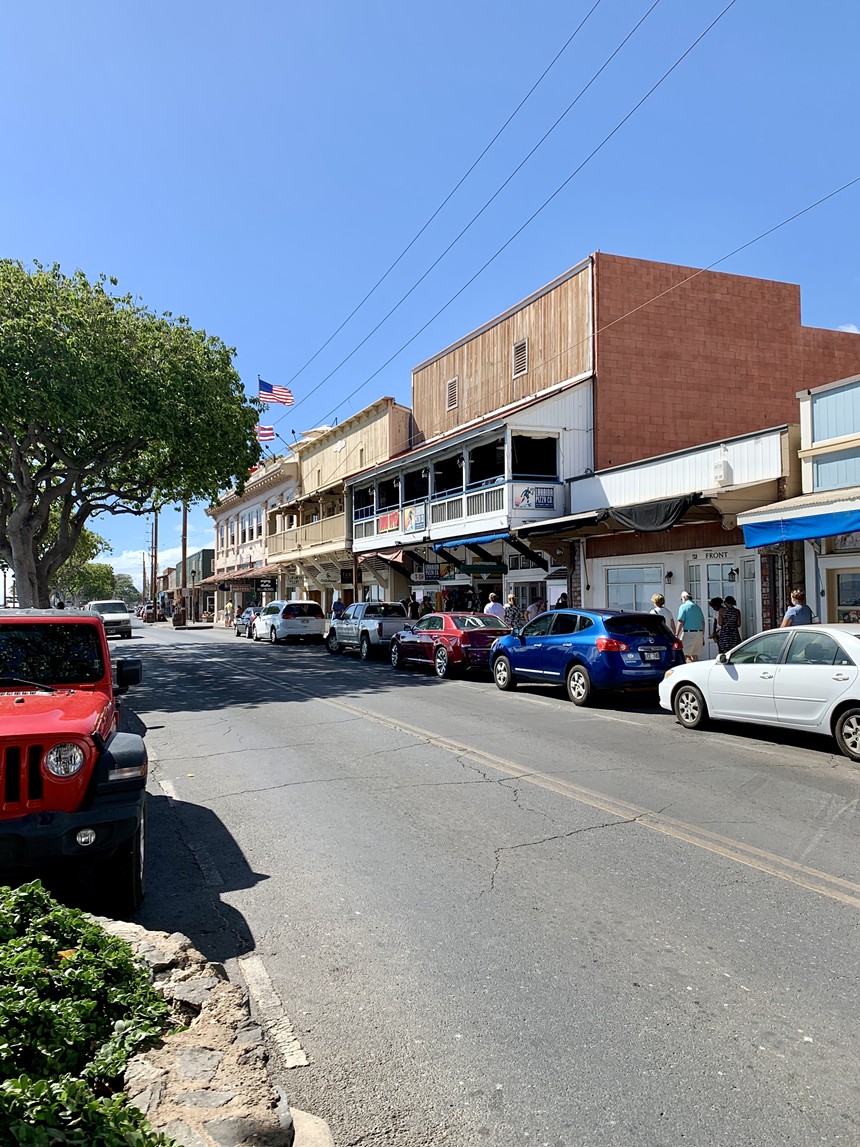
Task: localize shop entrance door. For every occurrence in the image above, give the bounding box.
[827,569,860,623]
[686,559,755,658]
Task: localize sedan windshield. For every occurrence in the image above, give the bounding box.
[0,624,106,685]
[91,602,127,614]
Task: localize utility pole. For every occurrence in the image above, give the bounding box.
[152,511,159,617]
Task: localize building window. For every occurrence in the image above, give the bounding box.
[256,508,263,537]
[240,514,247,544]
[219,525,225,551]
[513,338,529,378]
[229,521,235,546]
[606,566,663,612]
[446,377,459,411]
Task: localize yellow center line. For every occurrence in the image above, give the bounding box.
[231,656,860,910]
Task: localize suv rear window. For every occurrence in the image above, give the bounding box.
[283,603,324,618]
[605,614,673,637]
[0,624,106,685]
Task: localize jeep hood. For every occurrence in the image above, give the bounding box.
[0,688,112,741]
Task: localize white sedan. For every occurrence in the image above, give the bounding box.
[658,624,860,761]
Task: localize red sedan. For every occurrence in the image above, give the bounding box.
[390,611,510,678]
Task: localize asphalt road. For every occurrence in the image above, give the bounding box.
[118,621,859,1144]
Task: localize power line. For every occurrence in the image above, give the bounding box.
[280,0,607,394]
[273,0,664,429]
[311,0,740,429]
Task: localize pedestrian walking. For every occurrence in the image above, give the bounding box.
[406,593,420,621]
[504,593,525,630]
[650,592,675,636]
[780,588,815,627]
[484,592,505,619]
[555,592,569,610]
[675,590,705,661]
[224,600,234,628]
[331,598,345,620]
[715,595,742,653]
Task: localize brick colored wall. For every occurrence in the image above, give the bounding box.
[586,521,744,560]
[593,253,860,470]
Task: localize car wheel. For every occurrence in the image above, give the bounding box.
[108,800,146,916]
[360,634,373,661]
[566,664,593,706]
[252,625,260,641]
[673,683,708,729]
[493,655,517,691]
[247,623,254,639]
[434,646,454,679]
[834,706,860,760]
[269,627,279,644]
[235,626,242,637]
[390,641,404,670]
[326,630,341,655]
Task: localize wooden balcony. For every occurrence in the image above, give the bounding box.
[267,512,346,559]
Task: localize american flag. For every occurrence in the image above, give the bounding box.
[259,378,294,406]
[255,425,275,442]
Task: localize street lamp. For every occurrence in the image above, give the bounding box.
[0,561,7,608]
[190,566,197,622]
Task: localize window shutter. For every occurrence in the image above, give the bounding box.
[446,376,459,411]
[513,338,528,378]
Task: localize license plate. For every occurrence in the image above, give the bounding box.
[642,650,661,661]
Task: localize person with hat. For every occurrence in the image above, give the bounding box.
[675,590,705,661]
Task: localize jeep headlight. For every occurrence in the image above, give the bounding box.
[44,743,86,777]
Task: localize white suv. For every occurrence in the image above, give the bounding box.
[86,599,133,639]
[252,600,326,644]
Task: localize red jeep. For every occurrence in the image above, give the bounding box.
[0,608,147,913]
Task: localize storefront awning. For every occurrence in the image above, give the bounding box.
[432,532,510,551]
[739,486,860,547]
[358,548,405,565]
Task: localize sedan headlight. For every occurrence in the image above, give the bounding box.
[44,743,86,777]
[663,669,675,681]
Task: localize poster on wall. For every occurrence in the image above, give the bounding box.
[513,484,556,510]
[404,504,426,532]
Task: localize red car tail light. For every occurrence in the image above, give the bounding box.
[672,638,683,651]
[596,636,630,652]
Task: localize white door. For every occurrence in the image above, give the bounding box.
[773,630,858,727]
[707,631,790,721]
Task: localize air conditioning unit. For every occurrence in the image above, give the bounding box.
[713,458,733,487]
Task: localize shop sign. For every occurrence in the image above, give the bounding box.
[340,568,354,583]
[378,510,400,532]
[422,563,441,580]
[834,533,860,551]
[513,484,556,510]
[282,574,301,588]
[403,503,426,532]
[256,578,276,591]
[411,573,438,584]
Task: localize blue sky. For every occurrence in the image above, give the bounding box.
[2,2,858,581]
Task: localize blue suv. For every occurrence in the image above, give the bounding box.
[490,608,684,706]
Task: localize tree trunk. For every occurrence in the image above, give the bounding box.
[6,524,50,607]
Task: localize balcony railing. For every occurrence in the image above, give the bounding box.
[268,512,346,558]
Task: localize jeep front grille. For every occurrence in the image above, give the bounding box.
[1,744,44,810]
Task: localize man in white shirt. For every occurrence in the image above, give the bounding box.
[484,593,505,619]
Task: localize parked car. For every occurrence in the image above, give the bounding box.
[327,601,407,659]
[85,599,133,639]
[0,608,147,911]
[252,600,326,644]
[659,623,860,760]
[235,606,262,638]
[142,603,156,622]
[390,612,510,678]
[490,608,684,705]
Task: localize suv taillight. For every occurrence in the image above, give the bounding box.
[672,638,683,651]
[596,636,629,653]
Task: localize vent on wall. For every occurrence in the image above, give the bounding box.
[513,338,529,378]
[446,376,459,411]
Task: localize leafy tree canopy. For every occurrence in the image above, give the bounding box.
[0,261,261,606]
[113,573,141,604]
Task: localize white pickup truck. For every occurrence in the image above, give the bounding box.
[326,601,409,660]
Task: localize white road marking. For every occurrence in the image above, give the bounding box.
[238,952,310,1069]
[159,777,179,801]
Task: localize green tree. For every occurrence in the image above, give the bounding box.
[48,519,111,604]
[113,573,141,604]
[0,261,261,607]
[64,561,116,605]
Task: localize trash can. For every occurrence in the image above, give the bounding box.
[172,607,187,628]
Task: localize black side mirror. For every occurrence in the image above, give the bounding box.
[716,652,728,664]
[115,658,143,694]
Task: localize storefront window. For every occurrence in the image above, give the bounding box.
[606,566,662,612]
[836,571,860,622]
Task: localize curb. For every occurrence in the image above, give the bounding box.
[292,1108,335,1146]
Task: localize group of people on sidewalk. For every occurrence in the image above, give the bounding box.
[654,587,816,663]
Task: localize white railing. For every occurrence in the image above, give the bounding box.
[466,486,504,516]
[268,512,346,557]
[430,495,464,525]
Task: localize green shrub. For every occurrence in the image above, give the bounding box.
[0,882,177,1146]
